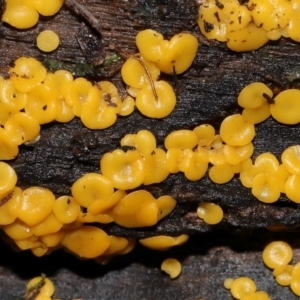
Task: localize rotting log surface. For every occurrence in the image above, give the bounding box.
[1,0,300,237]
[1,0,300,299]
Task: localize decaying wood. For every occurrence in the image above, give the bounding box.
[1,0,300,237]
[1,0,300,299]
[1,231,300,300]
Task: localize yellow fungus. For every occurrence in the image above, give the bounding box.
[251,173,281,203]
[156,33,199,74]
[66,77,93,117]
[31,294,52,300]
[118,96,135,116]
[287,1,300,42]
[71,173,114,208]
[135,80,176,118]
[61,226,110,258]
[25,84,58,124]
[275,164,291,193]
[223,143,254,165]
[35,295,53,300]
[166,148,184,173]
[242,158,254,172]
[248,0,293,32]
[4,187,23,218]
[267,29,283,41]
[239,163,261,188]
[156,195,177,221]
[254,152,279,174]
[240,291,271,300]
[96,80,122,112]
[224,278,234,289]
[111,190,158,228]
[136,29,164,62]
[231,162,243,174]
[120,130,157,155]
[37,30,60,52]
[281,145,300,175]
[55,97,75,123]
[43,70,75,123]
[273,264,294,286]
[126,86,140,98]
[24,134,40,146]
[197,202,223,225]
[81,82,122,129]
[14,236,43,250]
[3,219,33,241]
[103,236,129,255]
[208,146,226,166]
[291,262,300,296]
[87,190,126,215]
[40,230,66,247]
[220,114,255,146]
[209,163,234,184]
[262,241,293,269]
[10,57,47,93]
[4,112,40,145]
[195,146,210,163]
[0,192,17,225]
[0,77,27,111]
[226,23,269,52]
[34,0,64,16]
[134,129,157,154]
[143,148,169,185]
[139,234,189,251]
[198,0,240,41]
[270,89,300,124]
[178,149,208,181]
[27,276,55,297]
[77,211,113,224]
[193,124,215,147]
[31,213,62,236]
[115,239,136,255]
[17,187,55,226]
[45,69,73,96]
[121,56,160,88]
[100,149,145,190]
[2,2,39,29]
[230,277,257,299]
[0,162,17,198]
[0,102,18,126]
[210,134,224,149]
[198,0,269,51]
[238,82,273,109]
[31,245,49,257]
[165,130,198,150]
[242,103,271,124]
[161,258,182,279]
[285,174,300,203]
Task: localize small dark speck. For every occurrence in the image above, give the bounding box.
[204,20,214,33]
